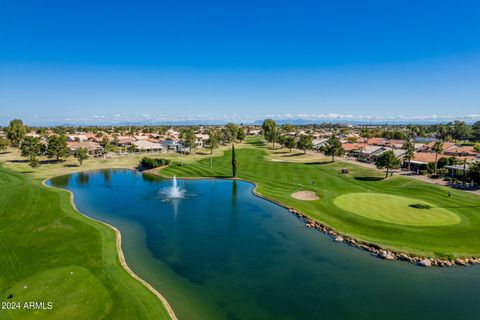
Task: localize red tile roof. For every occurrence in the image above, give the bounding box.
[412,152,476,164]
[367,138,386,145]
[342,143,368,151]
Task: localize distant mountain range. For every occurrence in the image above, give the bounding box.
[2,117,479,127]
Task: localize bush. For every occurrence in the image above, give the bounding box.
[430,174,440,179]
[437,168,449,177]
[420,170,429,176]
[140,157,171,169]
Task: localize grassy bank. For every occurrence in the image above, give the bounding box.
[0,145,232,179]
[0,167,171,319]
[160,138,480,258]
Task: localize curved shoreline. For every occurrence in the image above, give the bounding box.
[42,177,178,320]
[152,170,480,268]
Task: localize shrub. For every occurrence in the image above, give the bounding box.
[140,157,171,169]
[437,168,449,177]
[419,170,429,176]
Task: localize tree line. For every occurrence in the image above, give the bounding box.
[2,119,89,168]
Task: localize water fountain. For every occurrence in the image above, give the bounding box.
[159,176,185,201]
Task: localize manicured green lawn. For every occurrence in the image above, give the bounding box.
[160,138,480,258]
[0,167,171,319]
[333,193,461,226]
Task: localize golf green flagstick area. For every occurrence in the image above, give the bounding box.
[160,138,480,258]
[0,167,172,320]
[333,193,461,226]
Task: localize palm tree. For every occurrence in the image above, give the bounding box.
[402,139,415,171]
[207,129,220,168]
[432,140,444,174]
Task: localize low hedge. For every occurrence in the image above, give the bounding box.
[141,157,171,169]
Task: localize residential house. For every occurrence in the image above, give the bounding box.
[342,142,368,156]
[312,138,329,151]
[131,140,164,153]
[67,141,104,157]
[67,134,89,142]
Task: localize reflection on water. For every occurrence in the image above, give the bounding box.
[48,170,480,320]
[76,171,89,185]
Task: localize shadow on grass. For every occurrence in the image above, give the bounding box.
[303,161,332,165]
[354,176,385,182]
[8,159,28,163]
[40,159,66,165]
[281,153,304,157]
[409,203,433,209]
[247,140,266,147]
[64,164,80,168]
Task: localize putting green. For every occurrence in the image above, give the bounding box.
[333,193,461,226]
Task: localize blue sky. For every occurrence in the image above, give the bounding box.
[1,0,479,125]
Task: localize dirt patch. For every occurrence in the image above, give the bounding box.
[291,191,319,201]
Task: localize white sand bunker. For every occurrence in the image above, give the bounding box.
[291,191,320,201]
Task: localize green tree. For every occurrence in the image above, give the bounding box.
[474,142,480,153]
[6,119,26,147]
[101,137,113,153]
[277,135,286,148]
[281,124,295,133]
[262,119,277,148]
[296,135,313,154]
[237,127,246,142]
[451,121,471,141]
[231,144,237,177]
[29,156,40,168]
[225,123,239,141]
[206,129,220,168]
[20,136,42,166]
[468,161,480,184]
[322,135,344,162]
[206,129,220,155]
[0,137,9,153]
[181,129,196,155]
[284,136,296,152]
[432,140,444,174]
[375,150,401,178]
[74,147,89,166]
[472,121,480,141]
[47,134,69,161]
[402,139,415,171]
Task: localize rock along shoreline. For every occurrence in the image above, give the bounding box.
[286,206,479,268]
[156,172,480,268]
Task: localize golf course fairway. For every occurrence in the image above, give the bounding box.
[333,193,461,226]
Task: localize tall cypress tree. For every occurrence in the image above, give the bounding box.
[232,144,237,178]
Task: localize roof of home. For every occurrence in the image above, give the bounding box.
[342,143,368,151]
[444,146,478,155]
[117,137,137,144]
[424,141,459,151]
[312,138,328,145]
[360,145,384,155]
[131,140,164,150]
[67,141,102,150]
[366,138,386,145]
[67,134,88,141]
[385,139,405,146]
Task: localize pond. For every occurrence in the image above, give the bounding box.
[47,169,480,320]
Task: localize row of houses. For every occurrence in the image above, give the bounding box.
[66,138,188,157]
[339,138,480,173]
